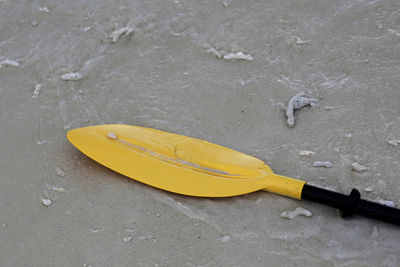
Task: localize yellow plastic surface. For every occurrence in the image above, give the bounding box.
[67,125,305,199]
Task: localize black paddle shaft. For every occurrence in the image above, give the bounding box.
[301,184,400,226]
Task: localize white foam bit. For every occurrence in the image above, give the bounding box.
[387,140,400,146]
[223,51,253,61]
[382,200,396,207]
[137,233,155,241]
[39,6,50,12]
[107,132,117,140]
[280,207,312,220]
[52,186,65,193]
[371,226,379,239]
[376,198,395,208]
[111,27,134,42]
[41,198,52,207]
[83,26,91,32]
[206,47,223,58]
[298,150,315,156]
[313,161,333,168]
[32,84,42,97]
[206,47,253,61]
[388,29,400,37]
[61,72,82,81]
[364,186,374,192]
[55,167,66,177]
[351,162,368,172]
[295,37,311,45]
[218,235,231,242]
[0,59,20,68]
[123,235,132,243]
[286,92,319,128]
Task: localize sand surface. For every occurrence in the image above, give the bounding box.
[1,1,400,266]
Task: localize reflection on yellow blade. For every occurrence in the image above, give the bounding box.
[67,125,305,198]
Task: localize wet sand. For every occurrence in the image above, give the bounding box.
[1,1,400,266]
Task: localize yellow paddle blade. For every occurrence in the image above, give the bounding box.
[67,125,305,198]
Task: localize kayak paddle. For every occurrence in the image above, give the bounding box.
[67,124,400,226]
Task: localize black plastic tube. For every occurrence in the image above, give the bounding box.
[301,184,400,226]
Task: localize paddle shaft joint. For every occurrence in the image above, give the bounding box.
[301,184,400,226]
